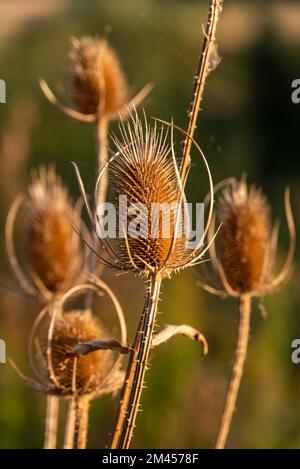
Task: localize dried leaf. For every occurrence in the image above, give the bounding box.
[69,338,130,356]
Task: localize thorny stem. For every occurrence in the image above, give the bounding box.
[73,396,90,449]
[44,303,61,449]
[215,294,251,449]
[111,274,162,449]
[180,0,223,182]
[43,395,60,449]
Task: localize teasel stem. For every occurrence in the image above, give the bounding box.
[44,395,60,449]
[215,294,251,449]
[96,116,109,205]
[180,0,223,182]
[63,396,90,449]
[111,274,162,449]
[44,302,61,449]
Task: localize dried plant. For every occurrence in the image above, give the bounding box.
[5,166,87,301]
[180,0,223,182]
[40,36,152,205]
[198,178,295,448]
[11,280,127,449]
[0,98,39,206]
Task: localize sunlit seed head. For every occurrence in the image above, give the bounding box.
[216,180,271,294]
[25,166,84,294]
[47,310,113,396]
[69,36,129,116]
[106,115,188,277]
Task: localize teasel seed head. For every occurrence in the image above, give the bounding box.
[69,36,129,117]
[46,310,114,396]
[216,180,271,294]
[199,179,295,298]
[6,166,87,300]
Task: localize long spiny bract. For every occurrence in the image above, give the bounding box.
[109,117,187,277]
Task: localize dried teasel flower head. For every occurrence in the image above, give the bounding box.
[199,178,295,299]
[5,166,87,301]
[40,37,152,123]
[69,36,129,117]
[73,112,215,279]
[217,180,271,294]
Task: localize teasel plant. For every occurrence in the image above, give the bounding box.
[10,280,128,449]
[67,1,224,450]
[40,35,152,203]
[5,166,89,449]
[72,110,215,448]
[180,0,223,182]
[198,178,295,448]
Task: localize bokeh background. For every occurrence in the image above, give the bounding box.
[1,0,300,449]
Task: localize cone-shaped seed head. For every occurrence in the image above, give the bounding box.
[70,36,129,116]
[108,116,187,277]
[216,180,271,294]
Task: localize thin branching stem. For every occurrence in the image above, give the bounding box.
[215,294,251,449]
[111,274,162,449]
[64,395,90,449]
[43,395,60,449]
[180,0,223,182]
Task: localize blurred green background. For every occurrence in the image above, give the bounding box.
[1,0,300,449]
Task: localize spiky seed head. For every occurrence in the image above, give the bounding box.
[216,180,271,294]
[69,36,129,116]
[47,310,113,396]
[25,167,84,294]
[107,116,188,277]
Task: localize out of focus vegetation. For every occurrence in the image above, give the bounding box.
[1,0,300,448]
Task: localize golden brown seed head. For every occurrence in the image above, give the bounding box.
[69,36,129,116]
[48,310,113,396]
[216,180,271,294]
[25,167,84,294]
[108,116,187,277]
